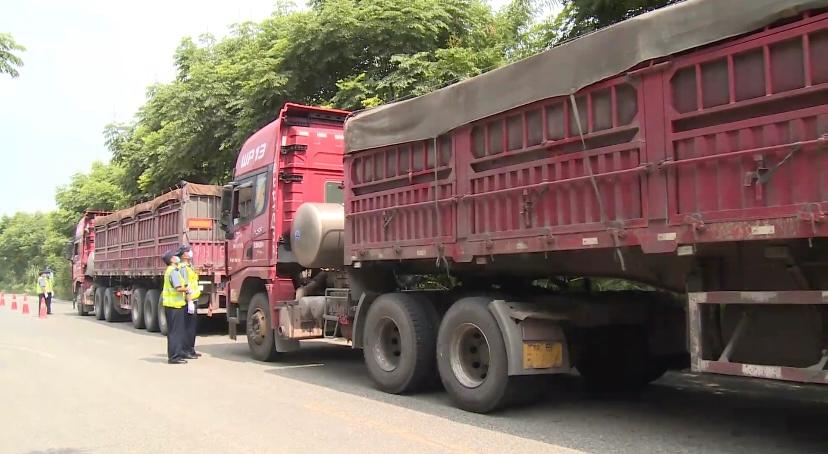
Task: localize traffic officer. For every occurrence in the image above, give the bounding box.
[177,245,201,359]
[36,269,53,315]
[162,249,189,364]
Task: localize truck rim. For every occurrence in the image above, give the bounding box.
[249,308,267,345]
[449,323,490,389]
[373,317,401,372]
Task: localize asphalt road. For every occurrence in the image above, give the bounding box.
[0,297,826,454]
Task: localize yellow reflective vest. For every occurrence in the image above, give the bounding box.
[182,263,201,300]
[36,275,53,294]
[162,264,186,308]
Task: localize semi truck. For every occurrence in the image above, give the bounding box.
[69,102,349,332]
[74,0,828,414]
[71,184,227,333]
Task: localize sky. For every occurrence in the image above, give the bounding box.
[0,0,518,217]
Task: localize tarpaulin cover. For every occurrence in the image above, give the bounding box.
[95,183,222,226]
[344,0,828,153]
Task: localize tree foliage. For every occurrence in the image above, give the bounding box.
[106,0,554,198]
[0,32,25,78]
[0,213,68,296]
[0,163,129,297]
[53,161,129,236]
[555,0,681,42]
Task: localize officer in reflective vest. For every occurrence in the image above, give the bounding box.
[36,270,54,314]
[176,244,201,359]
[162,249,189,364]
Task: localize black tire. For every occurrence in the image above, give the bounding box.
[94,287,105,320]
[144,289,161,332]
[576,325,661,391]
[75,288,88,316]
[103,287,121,323]
[131,288,147,329]
[410,292,444,390]
[363,293,437,394]
[158,297,169,336]
[436,297,542,413]
[246,293,279,362]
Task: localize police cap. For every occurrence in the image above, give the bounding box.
[162,249,177,265]
[175,244,191,257]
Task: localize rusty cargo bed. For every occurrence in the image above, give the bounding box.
[345,11,828,275]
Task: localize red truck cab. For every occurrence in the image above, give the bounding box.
[70,210,108,314]
[221,103,349,343]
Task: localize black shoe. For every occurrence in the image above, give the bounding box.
[185,354,199,360]
[168,358,187,364]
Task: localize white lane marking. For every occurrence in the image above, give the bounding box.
[269,363,325,370]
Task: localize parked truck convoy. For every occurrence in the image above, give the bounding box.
[71,0,828,413]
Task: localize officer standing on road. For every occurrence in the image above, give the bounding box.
[162,249,189,364]
[37,269,53,315]
[177,245,201,359]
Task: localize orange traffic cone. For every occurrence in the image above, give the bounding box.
[21,295,30,315]
[38,296,47,318]
[11,295,17,311]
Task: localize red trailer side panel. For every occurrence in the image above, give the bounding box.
[93,183,225,278]
[345,11,828,266]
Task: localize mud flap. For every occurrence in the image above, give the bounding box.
[274,337,300,353]
[488,300,572,376]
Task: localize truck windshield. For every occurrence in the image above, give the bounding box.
[233,171,268,225]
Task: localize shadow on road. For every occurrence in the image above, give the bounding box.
[63,301,827,454]
[197,340,828,454]
[70,310,229,339]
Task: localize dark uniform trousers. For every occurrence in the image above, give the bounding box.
[165,306,188,361]
[39,293,52,314]
[184,303,197,355]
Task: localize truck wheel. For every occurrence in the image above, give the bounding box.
[76,288,88,316]
[104,287,121,323]
[363,293,437,394]
[158,299,169,336]
[131,288,147,329]
[409,292,444,390]
[576,325,657,391]
[246,293,279,362]
[94,287,105,320]
[436,297,540,413]
[144,289,161,332]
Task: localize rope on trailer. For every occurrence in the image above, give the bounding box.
[568,94,626,272]
[432,137,452,279]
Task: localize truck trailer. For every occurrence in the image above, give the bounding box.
[72,183,227,333]
[73,0,828,414]
[221,0,828,413]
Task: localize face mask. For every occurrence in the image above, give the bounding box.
[170,256,180,264]
[187,251,194,260]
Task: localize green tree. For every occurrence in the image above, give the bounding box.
[0,32,25,78]
[554,0,680,42]
[53,161,129,237]
[102,0,679,200]
[107,0,545,196]
[0,213,65,295]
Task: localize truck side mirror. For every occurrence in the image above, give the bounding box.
[220,183,236,239]
[63,241,74,261]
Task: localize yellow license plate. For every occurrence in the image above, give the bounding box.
[522,342,563,369]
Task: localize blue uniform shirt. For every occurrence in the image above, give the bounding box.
[178,266,189,282]
[170,267,184,288]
